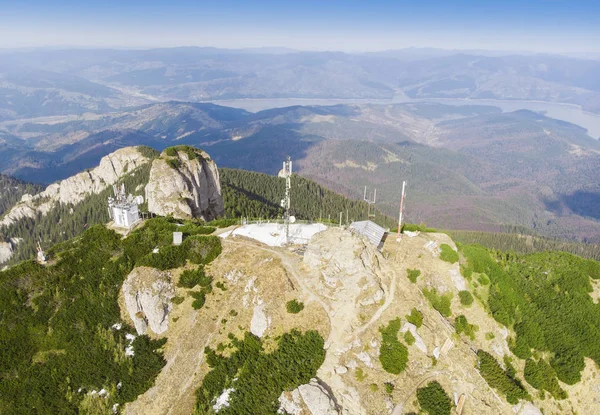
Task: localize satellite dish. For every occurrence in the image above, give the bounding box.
[289,216,296,223]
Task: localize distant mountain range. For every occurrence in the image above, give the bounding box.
[1,47,600,120]
[0,100,598,242]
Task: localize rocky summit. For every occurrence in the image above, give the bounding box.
[146,146,224,221]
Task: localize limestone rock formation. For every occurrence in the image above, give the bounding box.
[0,146,149,228]
[145,147,224,221]
[122,267,175,335]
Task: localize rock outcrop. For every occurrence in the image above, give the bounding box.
[122,267,175,335]
[145,147,224,221]
[0,146,149,228]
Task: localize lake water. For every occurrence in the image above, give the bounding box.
[211,97,600,140]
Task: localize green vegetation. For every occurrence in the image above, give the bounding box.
[461,244,600,385]
[448,229,600,261]
[207,218,239,228]
[416,381,453,415]
[402,223,437,233]
[0,225,167,413]
[0,174,43,216]
[423,288,453,317]
[220,168,396,228]
[3,162,151,265]
[166,158,181,169]
[404,330,416,345]
[194,330,325,414]
[137,145,160,159]
[439,244,459,264]
[190,290,207,310]
[524,358,567,400]
[407,268,421,283]
[385,382,394,394]
[355,367,367,382]
[379,318,408,374]
[455,315,478,340]
[406,308,423,328]
[458,290,474,306]
[477,350,530,404]
[178,265,212,289]
[286,299,305,314]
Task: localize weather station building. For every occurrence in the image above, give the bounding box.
[108,184,143,229]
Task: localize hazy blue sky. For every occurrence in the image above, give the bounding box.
[1,0,598,53]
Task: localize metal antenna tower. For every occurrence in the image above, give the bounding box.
[363,186,377,220]
[280,156,293,243]
[397,181,407,241]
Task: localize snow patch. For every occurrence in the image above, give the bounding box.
[213,388,235,412]
[219,223,327,247]
[250,302,270,337]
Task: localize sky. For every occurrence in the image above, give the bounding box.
[0,0,598,54]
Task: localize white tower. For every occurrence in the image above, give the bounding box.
[280,156,293,243]
[397,181,407,241]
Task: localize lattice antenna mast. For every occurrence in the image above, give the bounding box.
[397,181,407,241]
[363,186,377,220]
[280,156,293,243]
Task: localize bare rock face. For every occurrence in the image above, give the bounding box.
[122,267,175,335]
[0,241,15,264]
[145,147,224,221]
[0,146,149,228]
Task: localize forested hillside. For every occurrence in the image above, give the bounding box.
[220,168,396,228]
[449,229,600,261]
[0,217,223,413]
[0,162,396,265]
[0,174,42,217]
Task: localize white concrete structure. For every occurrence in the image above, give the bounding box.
[108,184,141,229]
[173,232,183,246]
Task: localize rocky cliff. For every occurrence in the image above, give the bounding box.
[0,146,150,228]
[145,147,224,221]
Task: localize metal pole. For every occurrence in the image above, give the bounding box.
[397,181,406,241]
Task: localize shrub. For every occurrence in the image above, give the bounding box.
[439,244,459,264]
[477,350,530,404]
[404,330,416,345]
[166,158,181,169]
[137,145,160,159]
[215,281,227,291]
[458,290,474,306]
[416,381,453,415]
[524,358,567,400]
[423,288,453,317]
[178,266,212,288]
[190,291,206,310]
[195,330,325,414]
[385,382,394,394]
[286,299,305,314]
[172,296,185,305]
[137,244,187,270]
[455,315,478,340]
[379,318,408,374]
[165,147,178,157]
[184,235,222,264]
[407,268,421,283]
[406,308,423,328]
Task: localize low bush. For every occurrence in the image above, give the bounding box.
[286,299,305,314]
[407,268,421,283]
[455,315,478,340]
[406,308,423,328]
[379,318,408,374]
[458,290,474,306]
[423,288,453,317]
[417,381,453,415]
[439,244,459,264]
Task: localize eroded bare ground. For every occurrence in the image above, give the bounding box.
[123,229,599,415]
